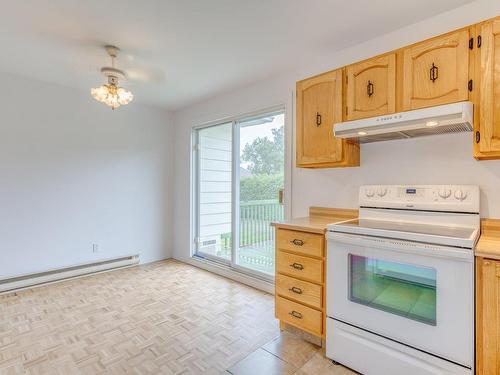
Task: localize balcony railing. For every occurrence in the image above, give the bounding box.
[218,199,283,274]
[240,199,284,247]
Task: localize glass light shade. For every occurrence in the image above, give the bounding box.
[91,84,134,109]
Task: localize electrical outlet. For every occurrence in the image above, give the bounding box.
[92,244,99,253]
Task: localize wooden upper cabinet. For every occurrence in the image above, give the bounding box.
[296,69,359,168]
[345,54,396,120]
[476,18,500,158]
[476,257,500,374]
[402,29,469,111]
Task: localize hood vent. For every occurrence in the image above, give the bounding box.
[334,101,473,144]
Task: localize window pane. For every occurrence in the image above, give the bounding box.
[349,254,437,325]
[197,123,232,260]
[237,113,285,275]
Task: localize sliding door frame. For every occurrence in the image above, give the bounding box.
[192,104,288,282]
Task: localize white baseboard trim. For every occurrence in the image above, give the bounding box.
[177,256,275,294]
[0,255,140,294]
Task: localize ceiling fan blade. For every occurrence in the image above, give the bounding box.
[125,67,166,83]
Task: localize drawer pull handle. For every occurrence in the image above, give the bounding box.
[290,263,304,270]
[316,112,322,127]
[430,63,438,82]
[289,310,303,319]
[289,286,303,294]
[367,80,374,97]
[290,239,304,246]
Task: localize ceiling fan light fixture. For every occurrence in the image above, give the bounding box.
[91,45,134,109]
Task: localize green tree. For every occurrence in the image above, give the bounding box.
[242,126,284,175]
[240,173,284,201]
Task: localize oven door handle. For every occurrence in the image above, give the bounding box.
[327,232,473,262]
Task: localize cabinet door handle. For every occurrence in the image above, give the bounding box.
[290,239,304,246]
[367,80,374,97]
[316,112,322,127]
[289,286,303,294]
[289,263,304,270]
[430,63,439,82]
[289,310,303,319]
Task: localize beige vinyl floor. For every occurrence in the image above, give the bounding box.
[0,260,355,374]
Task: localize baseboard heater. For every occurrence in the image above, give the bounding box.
[0,254,140,294]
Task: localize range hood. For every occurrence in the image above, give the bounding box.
[334,101,473,143]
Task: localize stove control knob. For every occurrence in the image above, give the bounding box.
[365,188,375,197]
[377,187,387,197]
[454,190,467,201]
[438,189,452,199]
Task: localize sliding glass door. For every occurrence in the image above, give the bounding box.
[193,109,285,279]
[236,114,284,275]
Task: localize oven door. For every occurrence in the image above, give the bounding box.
[326,232,473,368]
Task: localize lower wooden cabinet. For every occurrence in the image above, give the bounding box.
[476,257,500,374]
[276,296,323,336]
[274,228,325,338]
[276,229,324,257]
[276,273,322,309]
[276,251,323,284]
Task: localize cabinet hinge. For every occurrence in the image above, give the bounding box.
[345,106,348,116]
[468,80,473,92]
[477,35,482,48]
[345,76,348,85]
[469,37,474,50]
[476,131,481,143]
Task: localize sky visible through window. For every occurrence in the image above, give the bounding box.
[239,113,284,170]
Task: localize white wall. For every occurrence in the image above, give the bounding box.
[173,0,500,261]
[0,72,174,278]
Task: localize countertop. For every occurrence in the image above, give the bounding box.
[273,209,500,259]
[476,219,500,260]
[271,207,358,234]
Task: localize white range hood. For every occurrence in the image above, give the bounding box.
[333,101,473,143]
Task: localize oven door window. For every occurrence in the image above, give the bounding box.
[349,254,437,325]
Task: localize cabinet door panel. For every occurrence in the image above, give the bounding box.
[476,258,500,374]
[403,29,469,110]
[478,19,500,155]
[346,54,396,120]
[296,70,343,166]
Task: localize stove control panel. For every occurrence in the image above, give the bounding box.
[359,185,480,213]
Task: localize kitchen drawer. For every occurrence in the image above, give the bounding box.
[276,229,324,257]
[276,296,323,336]
[276,251,323,284]
[276,273,322,309]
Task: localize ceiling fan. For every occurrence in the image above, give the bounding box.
[91,45,134,109]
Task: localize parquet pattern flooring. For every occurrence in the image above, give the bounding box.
[0,260,280,375]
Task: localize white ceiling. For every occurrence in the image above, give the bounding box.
[0,0,473,110]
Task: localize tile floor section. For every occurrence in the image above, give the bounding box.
[0,260,356,374]
[226,332,357,375]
